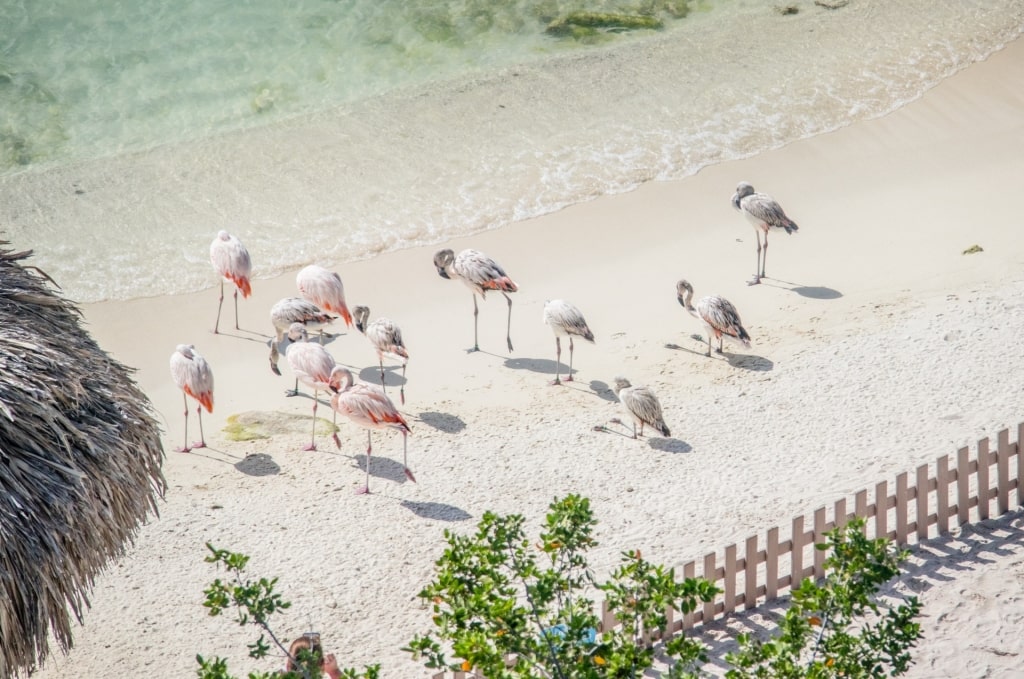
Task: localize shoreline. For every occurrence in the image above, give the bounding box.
[31,36,1024,679]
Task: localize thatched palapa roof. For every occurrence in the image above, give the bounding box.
[0,243,166,676]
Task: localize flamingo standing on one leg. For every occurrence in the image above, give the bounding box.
[169,344,214,452]
[328,366,413,494]
[297,265,353,341]
[275,323,341,451]
[433,248,518,353]
[731,182,799,285]
[353,305,409,404]
[268,297,336,390]
[210,230,252,333]
[610,376,670,439]
[542,299,595,385]
[676,279,752,357]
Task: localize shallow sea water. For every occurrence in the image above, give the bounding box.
[1,0,1021,302]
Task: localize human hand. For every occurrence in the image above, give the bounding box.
[322,653,342,679]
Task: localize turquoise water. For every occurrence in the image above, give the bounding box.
[1,0,1022,302]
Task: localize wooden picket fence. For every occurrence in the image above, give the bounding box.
[434,423,1024,679]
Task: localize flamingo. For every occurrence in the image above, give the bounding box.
[297,265,353,339]
[276,323,341,451]
[210,230,252,333]
[433,248,518,353]
[731,182,799,285]
[328,366,414,494]
[676,279,752,357]
[268,297,336,388]
[169,344,214,452]
[353,305,409,404]
[542,299,595,385]
[611,376,670,439]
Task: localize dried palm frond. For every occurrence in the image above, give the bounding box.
[0,242,165,677]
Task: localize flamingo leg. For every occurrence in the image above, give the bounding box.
[706,335,712,357]
[566,337,575,382]
[717,335,725,354]
[214,280,225,334]
[749,230,764,286]
[400,364,406,405]
[470,294,480,352]
[194,406,208,449]
[550,336,562,386]
[503,291,514,353]
[378,357,386,392]
[176,393,191,452]
[286,377,299,397]
[331,410,341,449]
[356,430,373,495]
[304,390,318,451]
[233,288,240,330]
[632,421,638,440]
[403,432,416,483]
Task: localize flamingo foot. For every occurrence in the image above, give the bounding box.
[715,348,724,355]
[404,468,417,483]
[467,346,480,354]
[332,432,341,449]
[507,339,514,353]
[355,485,370,495]
[303,442,317,452]
[191,441,207,449]
[563,375,575,382]
[549,378,562,386]
[174,445,192,453]
[285,388,299,397]
[747,275,762,286]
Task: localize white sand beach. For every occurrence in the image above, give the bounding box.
[27,35,1024,679]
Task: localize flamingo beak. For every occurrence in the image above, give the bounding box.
[436,267,450,280]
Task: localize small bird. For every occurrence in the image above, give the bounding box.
[677,279,752,357]
[542,299,595,385]
[280,323,341,451]
[433,248,518,353]
[611,376,670,439]
[329,366,414,494]
[210,230,253,333]
[169,344,214,452]
[297,264,354,333]
[268,297,336,385]
[353,305,409,404]
[731,182,799,285]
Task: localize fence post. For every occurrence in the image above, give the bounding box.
[682,561,696,631]
[703,552,716,623]
[813,507,827,578]
[854,489,868,527]
[766,527,779,601]
[998,428,1010,516]
[875,480,888,540]
[936,454,950,535]
[916,463,930,541]
[724,544,737,614]
[1018,422,1024,507]
[977,437,990,520]
[745,535,758,610]
[791,515,804,589]
[957,446,970,525]
[895,472,909,544]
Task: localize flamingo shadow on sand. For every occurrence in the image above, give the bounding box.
[351,454,411,486]
[417,411,467,433]
[502,357,563,374]
[726,354,774,372]
[358,365,407,390]
[588,380,619,402]
[400,501,473,521]
[647,438,692,454]
[764,279,843,300]
[233,453,281,477]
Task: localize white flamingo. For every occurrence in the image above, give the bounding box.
[676,279,752,357]
[296,264,354,336]
[542,299,595,385]
[611,376,670,439]
[210,230,252,333]
[353,305,409,404]
[329,366,414,494]
[731,182,799,285]
[268,297,336,388]
[169,344,214,452]
[433,248,518,353]
[277,323,341,452]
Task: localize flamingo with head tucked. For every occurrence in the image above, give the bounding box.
[433,248,518,353]
[676,279,751,357]
[277,323,341,451]
[611,376,670,439]
[329,366,413,494]
[210,230,252,333]
[297,265,353,339]
[268,297,336,389]
[169,344,214,452]
[353,305,409,404]
[731,182,799,285]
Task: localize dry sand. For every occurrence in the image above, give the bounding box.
[29,37,1024,679]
